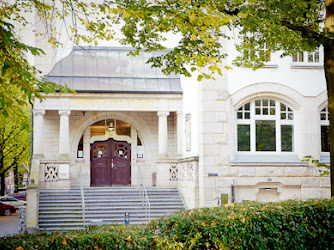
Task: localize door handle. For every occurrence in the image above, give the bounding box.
[111,159,115,169]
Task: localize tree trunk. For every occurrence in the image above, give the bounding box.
[0,172,5,196]
[14,164,19,193]
[325,1,334,198]
[325,41,334,198]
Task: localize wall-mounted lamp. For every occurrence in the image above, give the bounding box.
[108,122,115,131]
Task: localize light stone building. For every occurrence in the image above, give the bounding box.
[25,14,330,231]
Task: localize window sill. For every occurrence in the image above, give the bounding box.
[320,155,330,164]
[262,64,278,69]
[291,65,323,70]
[231,154,306,166]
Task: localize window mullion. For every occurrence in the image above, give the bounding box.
[251,102,256,152]
[276,100,281,152]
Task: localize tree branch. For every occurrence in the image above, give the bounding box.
[280,20,331,44]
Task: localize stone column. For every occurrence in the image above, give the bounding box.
[176,111,183,157]
[58,110,71,160]
[33,110,45,158]
[83,126,91,164]
[157,111,169,158]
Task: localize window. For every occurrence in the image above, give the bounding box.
[245,44,271,62]
[237,99,294,152]
[77,135,83,158]
[90,119,131,137]
[259,44,271,62]
[292,51,304,62]
[292,49,320,63]
[320,106,329,152]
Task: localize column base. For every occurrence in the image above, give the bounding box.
[158,154,169,160]
[33,154,44,159]
[26,227,39,234]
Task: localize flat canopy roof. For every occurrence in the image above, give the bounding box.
[45,46,182,94]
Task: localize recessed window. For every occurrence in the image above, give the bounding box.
[77,135,84,158]
[292,51,304,62]
[137,134,144,158]
[292,49,320,63]
[245,44,271,62]
[320,106,329,152]
[237,99,294,152]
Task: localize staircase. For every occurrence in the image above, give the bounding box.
[38,187,184,231]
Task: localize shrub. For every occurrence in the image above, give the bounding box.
[0,199,333,249]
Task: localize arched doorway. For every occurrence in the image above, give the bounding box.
[90,138,131,186]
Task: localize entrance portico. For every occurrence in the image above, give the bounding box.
[32,47,184,189]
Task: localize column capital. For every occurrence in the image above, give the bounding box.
[33,109,45,116]
[157,111,170,117]
[58,110,71,116]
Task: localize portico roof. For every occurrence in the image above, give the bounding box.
[45,46,182,94]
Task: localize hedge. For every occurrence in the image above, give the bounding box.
[0,199,333,249]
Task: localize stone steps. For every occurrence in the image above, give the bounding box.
[38,187,184,232]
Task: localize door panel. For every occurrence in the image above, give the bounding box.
[90,141,110,186]
[91,138,131,186]
[111,140,131,185]
[93,161,109,185]
[112,158,131,185]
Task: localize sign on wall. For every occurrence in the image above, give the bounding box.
[58,164,70,179]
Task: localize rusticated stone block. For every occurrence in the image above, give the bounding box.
[285,166,313,177]
[301,177,320,188]
[239,167,256,176]
[256,167,285,177]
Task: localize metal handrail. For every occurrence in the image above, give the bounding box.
[142,184,151,221]
[138,165,151,221]
[79,165,86,226]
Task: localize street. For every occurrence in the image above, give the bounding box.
[0,211,19,238]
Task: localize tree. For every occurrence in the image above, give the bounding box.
[0,0,105,115]
[90,0,333,196]
[2,1,334,196]
[0,86,30,195]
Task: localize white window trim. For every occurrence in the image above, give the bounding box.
[236,99,295,154]
[320,106,329,157]
[291,47,323,68]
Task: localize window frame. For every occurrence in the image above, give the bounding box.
[320,106,329,154]
[236,99,295,154]
[292,48,323,66]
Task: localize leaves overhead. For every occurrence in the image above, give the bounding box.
[95,0,328,75]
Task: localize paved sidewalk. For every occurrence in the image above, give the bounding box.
[0,212,19,238]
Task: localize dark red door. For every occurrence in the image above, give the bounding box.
[90,141,110,186]
[91,139,131,186]
[111,140,131,185]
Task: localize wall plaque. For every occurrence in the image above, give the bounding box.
[58,164,70,179]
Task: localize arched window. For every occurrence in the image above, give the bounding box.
[90,119,131,137]
[320,106,329,152]
[237,99,294,152]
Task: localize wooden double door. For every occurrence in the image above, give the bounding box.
[90,138,131,186]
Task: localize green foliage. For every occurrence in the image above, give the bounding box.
[303,155,330,176]
[0,84,31,194]
[0,87,31,170]
[96,0,329,77]
[0,20,72,115]
[0,199,333,249]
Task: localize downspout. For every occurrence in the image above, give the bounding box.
[28,97,33,179]
[231,179,235,203]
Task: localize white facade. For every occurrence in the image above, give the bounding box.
[23,14,330,218]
